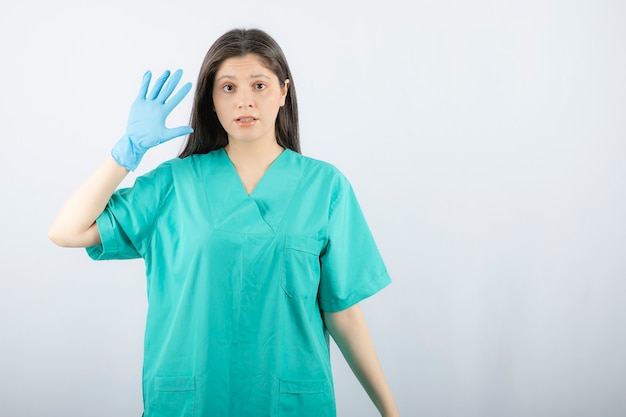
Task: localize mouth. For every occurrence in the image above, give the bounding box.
[236,116,257,122]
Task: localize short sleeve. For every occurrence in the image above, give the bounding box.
[86,162,174,261]
[318,175,391,312]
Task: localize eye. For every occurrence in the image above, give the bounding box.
[222,84,234,93]
[254,83,266,91]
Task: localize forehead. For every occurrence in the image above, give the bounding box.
[216,54,276,78]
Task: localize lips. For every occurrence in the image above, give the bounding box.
[234,116,258,128]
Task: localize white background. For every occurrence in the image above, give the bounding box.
[1,1,625,416]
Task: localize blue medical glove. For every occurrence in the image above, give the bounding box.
[112,69,193,171]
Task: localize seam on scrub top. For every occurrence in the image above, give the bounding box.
[321,269,391,312]
[143,163,176,257]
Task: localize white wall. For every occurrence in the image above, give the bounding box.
[1,1,625,416]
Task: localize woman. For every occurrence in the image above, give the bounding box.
[49,28,399,417]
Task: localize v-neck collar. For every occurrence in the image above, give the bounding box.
[205,147,303,233]
[222,147,286,198]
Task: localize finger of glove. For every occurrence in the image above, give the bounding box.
[156,69,184,103]
[161,125,194,143]
[163,81,193,113]
[136,71,152,99]
[147,70,171,100]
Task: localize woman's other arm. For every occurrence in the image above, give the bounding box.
[323,304,400,417]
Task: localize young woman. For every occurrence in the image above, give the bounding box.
[49,28,399,417]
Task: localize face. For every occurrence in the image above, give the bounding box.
[213,54,289,147]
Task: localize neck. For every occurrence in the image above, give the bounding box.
[224,140,284,170]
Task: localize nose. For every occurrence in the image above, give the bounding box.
[237,89,254,109]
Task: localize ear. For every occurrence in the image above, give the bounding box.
[280,79,290,106]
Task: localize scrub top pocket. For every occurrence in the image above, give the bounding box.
[278,379,335,417]
[281,236,324,298]
[151,376,195,417]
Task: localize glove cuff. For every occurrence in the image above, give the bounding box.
[111,135,144,171]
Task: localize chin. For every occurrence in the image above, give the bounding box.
[228,132,275,145]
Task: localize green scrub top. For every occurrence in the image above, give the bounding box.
[87,148,391,417]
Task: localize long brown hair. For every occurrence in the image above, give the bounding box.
[179,28,300,158]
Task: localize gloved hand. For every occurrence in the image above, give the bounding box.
[111,69,194,171]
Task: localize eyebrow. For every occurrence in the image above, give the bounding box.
[216,73,272,82]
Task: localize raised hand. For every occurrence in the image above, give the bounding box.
[111,69,194,171]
